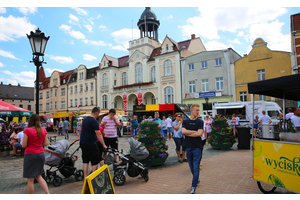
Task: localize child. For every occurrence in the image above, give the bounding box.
[231,117,236,137]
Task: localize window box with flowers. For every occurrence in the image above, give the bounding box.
[113,81,154,90]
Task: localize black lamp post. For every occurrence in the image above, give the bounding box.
[27,28,50,115]
[205,97,209,115]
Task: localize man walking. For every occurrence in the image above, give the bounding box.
[80,107,107,179]
[130,115,139,137]
[182,104,204,194]
[62,118,69,140]
[101,109,121,162]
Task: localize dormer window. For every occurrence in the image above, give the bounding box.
[63,79,65,84]
[103,61,106,67]
[166,44,169,51]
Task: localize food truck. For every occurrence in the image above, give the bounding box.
[248,73,300,194]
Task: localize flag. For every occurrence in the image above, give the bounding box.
[78,105,81,108]
[123,92,127,115]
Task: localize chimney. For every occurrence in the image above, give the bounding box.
[18,83,21,87]
[191,34,196,39]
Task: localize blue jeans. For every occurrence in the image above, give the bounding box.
[186,148,202,189]
[64,129,69,139]
[132,128,138,137]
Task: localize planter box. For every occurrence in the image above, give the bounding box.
[279,132,300,143]
[140,156,168,167]
[211,143,233,150]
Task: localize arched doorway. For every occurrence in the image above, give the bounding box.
[113,95,123,110]
[143,91,156,105]
[128,93,138,116]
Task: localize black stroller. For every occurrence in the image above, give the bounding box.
[43,139,83,187]
[105,138,149,186]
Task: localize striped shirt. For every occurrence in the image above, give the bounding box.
[102,115,119,138]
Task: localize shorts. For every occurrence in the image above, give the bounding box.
[104,137,118,150]
[173,138,186,152]
[14,142,22,148]
[80,143,100,166]
[167,127,172,133]
[96,141,104,162]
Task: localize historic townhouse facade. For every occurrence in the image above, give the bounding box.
[96,7,206,115]
[182,48,241,115]
[68,65,98,114]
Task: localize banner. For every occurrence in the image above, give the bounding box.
[253,140,300,193]
[138,90,142,105]
[123,92,127,115]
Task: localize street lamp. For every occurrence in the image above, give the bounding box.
[27,28,50,115]
[205,97,209,115]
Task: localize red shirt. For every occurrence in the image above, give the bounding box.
[24,127,47,154]
[97,126,104,142]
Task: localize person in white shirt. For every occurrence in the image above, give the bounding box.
[12,128,24,157]
[286,108,294,120]
[291,107,300,132]
[259,110,272,124]
[166,114,173,140]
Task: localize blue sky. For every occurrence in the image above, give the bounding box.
[0,2,299,87]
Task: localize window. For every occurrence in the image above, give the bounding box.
[188,81,196,93]
[63,79,65,84]
[164,87,174,104]
[85,97,88,106]
[151,67,156,82]
[135,63,143,83]
[53,78,57,86]
[75,85,78,93]
[258,95,267,101]
[239,91,247,102]
[257,69,265,81]
[70,86,73,94]
[163,60,172,76]
[50,90,52,97]
[55,102,57,109]
[202,79,209,92]
[39,104,43,111]
[201,61,207,69]
[70,99,73,107]
[61,88,65,96]
[80,84,83,93]
[79,72,83,80]
[85,83,88,92]
[50,102,52,109]
[48,83,50,88]
[55,89,57,96]
[188,64,194,71]
[61,101,65,109]
[75,99,78,107]
[90,82,94,91]
[39,93,43,99]
[216,77,224,91]
[91,97,94,105]
[102,95,108,109]
[46,91,49,98]
[215,58,222,66]
[122,72,128,85]
[19,104,23,108]
[151,95,156,104]
[166,44,169,51]
[114,80,117,86]
[80,98,83,106]
[102,73,108,86]
[27,105,31,111]
[46,103,49,110]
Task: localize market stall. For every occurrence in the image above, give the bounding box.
[248,73,300,194]
[0,100,33,123]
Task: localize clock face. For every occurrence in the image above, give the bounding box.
[136,54,139,59]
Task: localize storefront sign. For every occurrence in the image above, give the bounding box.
[159,104,174,111]
[253,140,300,193]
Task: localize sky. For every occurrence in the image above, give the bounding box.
[0,1,299,87]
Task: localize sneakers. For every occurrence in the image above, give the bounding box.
[191,188,195,194]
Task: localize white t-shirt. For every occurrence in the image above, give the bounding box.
[235,117,240,125]
[291,115,300,131]
[166,118,172,128]
[16,131,24,145]
[286,112,294,120]
[162,120,167,130]
[259,115,271,124]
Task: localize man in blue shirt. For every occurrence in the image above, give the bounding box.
[62,118,69,140]
[130,115,139,137]
[182,104,204,194]
[153,112,163,137]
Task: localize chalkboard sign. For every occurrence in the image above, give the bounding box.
[81,164,115,194]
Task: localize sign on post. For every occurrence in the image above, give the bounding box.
[81,164,115,194]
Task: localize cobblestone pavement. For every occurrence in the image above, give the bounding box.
[0,132,293,194]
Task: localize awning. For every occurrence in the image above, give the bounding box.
[214,105,245,109]
[0,100,33,116]
[248,73,300,101]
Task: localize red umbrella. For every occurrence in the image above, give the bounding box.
[0,100,32,116]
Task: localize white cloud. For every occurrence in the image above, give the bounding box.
[44,68,64,75]
[0,62,4,67]
[72,7,88,16]
[179,7,287,40]
[84,24,93,32]
[111,28,140,51]
[168,15,173,19]
[0,7,6,14]
[83,39,107,46]
[17,7,37,15]
[1,70,36,87]
[204,40,229,51]
[47,55,74,64]
[97,15,101,19]
[0,49,21,60]
[69,14,79,22]
[228,38,242,44]
[99,25,106,30]
[59,24,85,40]
[83,54,97,61]
[237,31,244,37]
[0,15,36,42]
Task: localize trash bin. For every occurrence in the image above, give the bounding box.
[236,126,251,149]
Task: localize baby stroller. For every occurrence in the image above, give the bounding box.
[43,139,83,187]
[105,138,149,186]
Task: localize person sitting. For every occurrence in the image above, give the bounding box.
[12,127,24,157]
